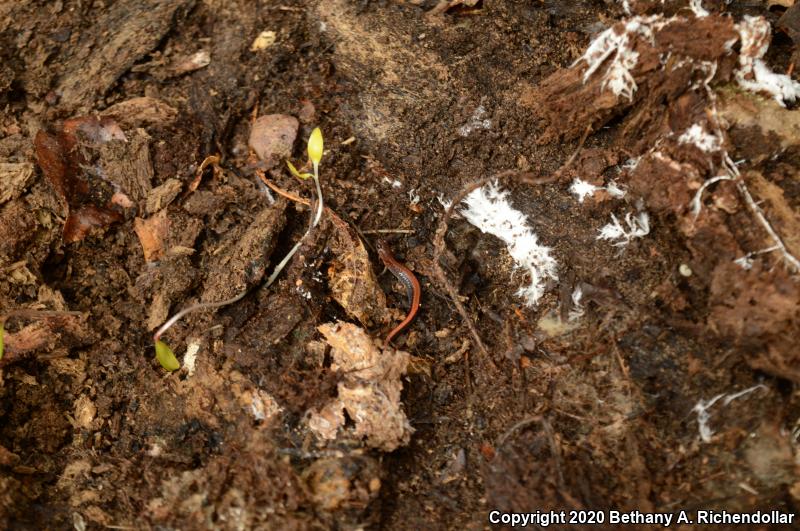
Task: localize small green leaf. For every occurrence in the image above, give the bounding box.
[308,127,323,166]
[155,340,180,371]
[286,160,313,180]
[0,322,4,361]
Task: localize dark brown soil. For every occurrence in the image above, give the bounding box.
[2,1,800,529]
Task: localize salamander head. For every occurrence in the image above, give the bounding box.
[375,239,392,260]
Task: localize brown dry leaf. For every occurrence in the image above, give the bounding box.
[62,205,124,244]
[326,213,388,327]
[307,322,413,451]
[134,209,169,263]
[34,116,144,243]
[248,114,299,165]
[0,162,34,204]
[34,129,86,201]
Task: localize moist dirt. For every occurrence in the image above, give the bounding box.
[1,1,800,529]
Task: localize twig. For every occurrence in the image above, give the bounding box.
[257,170,309,206]
[361,229,415,234]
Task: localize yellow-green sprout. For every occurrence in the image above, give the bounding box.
[286,160,313,180]
[155,339,180,371]
[308,127,323,167]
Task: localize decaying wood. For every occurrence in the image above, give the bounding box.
[56,0,196,109]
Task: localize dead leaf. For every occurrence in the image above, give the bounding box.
[134,210,169,262]
[34,129,86,201]
[62,205,123,244]
[248,114,299,165]
[307,322,412,451]
[326,214,388,327]
[34,116,142,243]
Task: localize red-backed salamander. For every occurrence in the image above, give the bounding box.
[376,239,421,347]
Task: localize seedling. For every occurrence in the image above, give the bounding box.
[152,127,326,371]
[268,126,324,285]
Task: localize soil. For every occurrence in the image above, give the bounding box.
[2,0,800,529]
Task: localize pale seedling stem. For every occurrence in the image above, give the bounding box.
[263,159,323,288]
[152,292,247,343]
